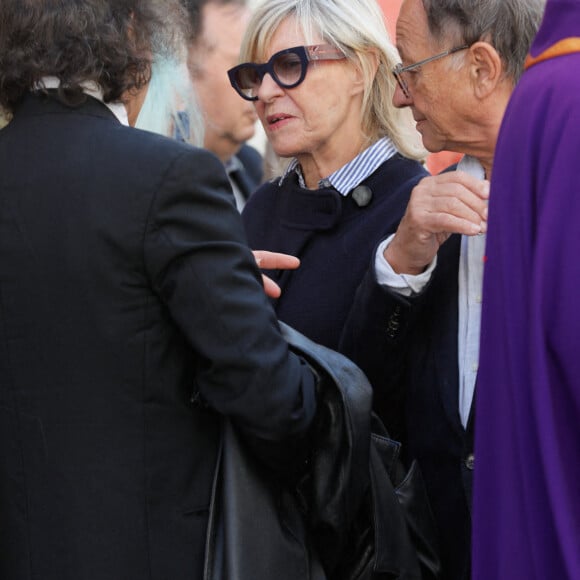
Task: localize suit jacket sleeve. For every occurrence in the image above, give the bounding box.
[143,148,316,449]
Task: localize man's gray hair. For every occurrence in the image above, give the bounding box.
[422,0,545,80]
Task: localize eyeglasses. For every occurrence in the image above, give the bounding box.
[392,44,470,98]
[228,44,346,101]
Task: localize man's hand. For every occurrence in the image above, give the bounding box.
[386,171,490,275]
[252,250,300,298]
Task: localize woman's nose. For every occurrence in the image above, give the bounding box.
[256,73,285,102]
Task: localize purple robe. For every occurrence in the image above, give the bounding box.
[473,1,580,578]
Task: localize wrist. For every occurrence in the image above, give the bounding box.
[384,241,429,276]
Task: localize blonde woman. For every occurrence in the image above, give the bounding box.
[232,0,426,349]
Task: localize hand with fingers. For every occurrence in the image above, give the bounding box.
[385,171,490,275]
[252,250,300,298]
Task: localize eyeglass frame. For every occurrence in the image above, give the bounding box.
[392,44,470,98]
[227,44,346,101]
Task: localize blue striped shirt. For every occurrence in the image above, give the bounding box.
[280,137,398,195]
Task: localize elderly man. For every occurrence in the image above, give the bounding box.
[0,1,317,578]
[184,0,263,210]
[340,0,545,578]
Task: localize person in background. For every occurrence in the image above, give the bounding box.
[132,6,287,297]
[339,0,545,578]
[474,0,580,578]
[233,0,427,351]
[0,1,318,578]
[184,0,263,210]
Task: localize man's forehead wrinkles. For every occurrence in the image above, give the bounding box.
[396,7,423,60]
[395,30,416,63]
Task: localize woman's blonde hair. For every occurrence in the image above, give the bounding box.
[240,0,425,160]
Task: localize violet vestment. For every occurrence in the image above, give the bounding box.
[473,1,580,578]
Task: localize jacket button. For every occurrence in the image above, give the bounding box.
[464,453,475,470]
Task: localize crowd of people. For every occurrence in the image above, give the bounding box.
[0,0,578,579]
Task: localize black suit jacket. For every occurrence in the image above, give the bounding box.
[230,143,263,202]
[0,93,316,580]
[340,234,472,580]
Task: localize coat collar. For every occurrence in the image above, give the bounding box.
[15,91,122,124]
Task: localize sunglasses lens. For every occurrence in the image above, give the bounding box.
[233,66,261,98]
[230,48,307,100]
[272,52,304,86]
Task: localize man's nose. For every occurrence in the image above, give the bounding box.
[392,81,412,108]
[241,98,256,115]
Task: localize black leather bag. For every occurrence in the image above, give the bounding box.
[203,418,327,580]
[204,323,440,580]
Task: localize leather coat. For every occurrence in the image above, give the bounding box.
[204,323,441,580]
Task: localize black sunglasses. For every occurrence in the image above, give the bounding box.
[228,44,346,101]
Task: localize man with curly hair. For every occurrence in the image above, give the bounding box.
[0,1,318,578]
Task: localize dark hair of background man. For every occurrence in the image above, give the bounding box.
[182,0,247,41]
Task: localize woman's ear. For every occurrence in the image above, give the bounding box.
[366,48,380,78]
[469,41,504,99]
[350,49,379,95]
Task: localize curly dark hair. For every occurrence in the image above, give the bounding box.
[0,0,187,112]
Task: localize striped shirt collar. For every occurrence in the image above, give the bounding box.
[280,136,398,195]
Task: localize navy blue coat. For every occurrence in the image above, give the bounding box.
[242,154,428,350]
[340,233,473,580]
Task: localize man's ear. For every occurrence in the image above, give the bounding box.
[469,41,504,99]
[123,84,149,127]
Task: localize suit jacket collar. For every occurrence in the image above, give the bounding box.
[227,155,254,201]
[15,91,121,124]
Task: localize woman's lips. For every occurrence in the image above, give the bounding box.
[267,113,293,128]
